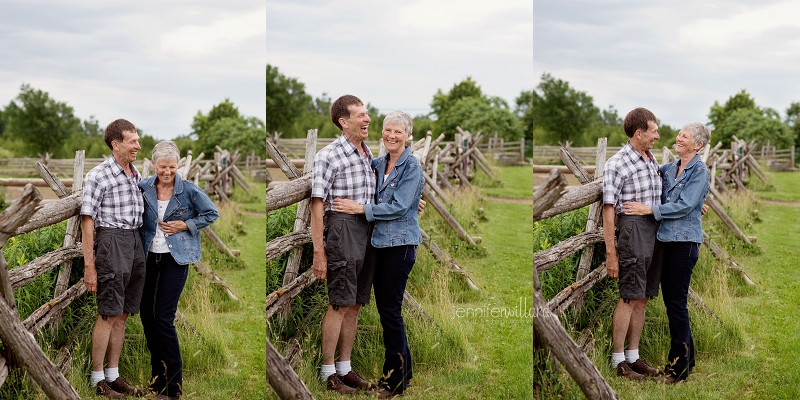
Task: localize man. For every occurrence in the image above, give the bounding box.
[81,119,148,398]
[310,95,379,394]
[602,107,664,380]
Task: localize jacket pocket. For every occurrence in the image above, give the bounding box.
[385,217,408,239]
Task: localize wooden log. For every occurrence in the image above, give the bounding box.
[53,151,85,327]
[688,287,717,318]
[421,187,476,245]
[423,172,451,205]
[533,267,618,399]
[745,155,766,184]
[534,179,603,222]
[0,184,44,310]
[533,169,567,221]
[23,280,86,334]
[201,227,238,258]
[402,291,436,325]
[14,191,81,237]
[0,295,81,399]
[454,168,473,189]
[702,231,755,286]
[0,354,7,387]
[436,169,456,193]
[574,138,606,310]
[532,165,596,175]
[471,152,494,181]
[730,172,747,192]
[9,244,83,289]
[708,185,727,208]
[0,178,74,187]
[214,184,231,203]
[266,176,312,212]
[557,147,592,183]
[715,175,734,197]
[267,336,313,400]
[192,260,239,301]
[534,231,604,273]
[548,263,608,315]
[34,162,69,197]
[706,196,752,244]
[229,165,252,195]
[267,140,302,180]
[266,269,316,319]
[419,228,479,291]
[266,230,312,264]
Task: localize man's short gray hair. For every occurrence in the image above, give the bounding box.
[681,122,711,149]
[382,111,414,135]
[152,140,180,164]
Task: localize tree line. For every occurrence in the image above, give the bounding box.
[266,64,533,143]
[0,83,266,160]
[532,73,800,149]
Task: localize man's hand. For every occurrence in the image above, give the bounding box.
[418,199,426,213]
[606,257,619,279]
[312,251,327,280]
[84,264,98,293]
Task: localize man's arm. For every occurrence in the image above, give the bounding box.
[602,204,619,279]
[81,215,97,293]
[310,197,327,281]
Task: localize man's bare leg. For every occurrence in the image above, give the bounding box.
[91,316,114,372]
[105,312,128,369]
[625,298,648,350]
[321,305,348,366]
[337,303,361,362]
[612,299,635,354]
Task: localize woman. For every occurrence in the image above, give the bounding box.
[333,111,424,398]
[139,141,219,399]
[622,122,711,383]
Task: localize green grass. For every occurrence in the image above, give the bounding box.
[754,171,800,202]
[474,165,532,200]
[536,170,800,399]
[268,168,532,399]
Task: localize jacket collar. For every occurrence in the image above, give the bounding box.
[667,154,702,189]
[374,146,413,189]
[141,173,186,219]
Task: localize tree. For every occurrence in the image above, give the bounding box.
[430,77,483,123]
[205,116,266,157]
[192,99,241,156]
[708,90,757,130]
[531,73,597,145]
[785,102,800,146]
[516,90,534,142]
[3,83,80,157]
[266,64,312,134]
[714,107,793,148]
[440,96,523,141]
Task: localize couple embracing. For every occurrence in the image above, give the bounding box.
[604,107,711,384]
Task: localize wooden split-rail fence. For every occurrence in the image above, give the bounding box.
[266,127,500,397]
[533,138,762,398]
[0,148,248,398]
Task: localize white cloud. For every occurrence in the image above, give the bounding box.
[161,7,266,58]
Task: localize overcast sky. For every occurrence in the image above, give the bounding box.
[0,1,265,140]
[266,0,534,118]
[535,0,800,129]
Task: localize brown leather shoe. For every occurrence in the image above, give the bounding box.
[616,361,646,380]
[629,359,663,377]
[147,394,181,400]
[96,380,125,399]
[327,374,359,394]
[652,374,685,384]
[109,377,146,397]
[374,388,404,398]
[340,370,378,390]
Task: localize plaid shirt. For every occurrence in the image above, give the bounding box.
[603,142,662,213]
[81,156,144,229]
[312,134,376,211]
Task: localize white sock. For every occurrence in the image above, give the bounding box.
[104,367,119,382]
[90,370,105,387]
[611,352,626,368]
[624,349,640,364]
[335,360,352,376]
[320,364,336,381]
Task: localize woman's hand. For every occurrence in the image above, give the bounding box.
[159,220,188,235]
[332,198,364,214]
[621,201,652,215]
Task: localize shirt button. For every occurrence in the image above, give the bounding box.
[667,197,670,201]
[168,245,172,248]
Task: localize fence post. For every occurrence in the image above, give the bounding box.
[519,137,525,164]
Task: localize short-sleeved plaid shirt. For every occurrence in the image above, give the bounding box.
[312,135,376,211]
[81,156,144,229]
[603,142,662,214]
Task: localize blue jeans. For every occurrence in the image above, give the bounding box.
[374,245,416,393]
[140,252,188,396]
[661,241,699,379]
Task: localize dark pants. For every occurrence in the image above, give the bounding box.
[661,241,699,379]
[374,245,417,393]
[140,252,188,396]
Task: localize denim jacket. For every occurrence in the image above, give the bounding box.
[139,174,219,264]
[364,146,424,248]
[652,154,709,243]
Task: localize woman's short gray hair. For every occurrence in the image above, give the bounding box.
[152,140,180,164]
[382,111,414,135]
[681,122,711,149]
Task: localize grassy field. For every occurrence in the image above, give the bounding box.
[0,179,265,399]
[268,165,532,399]
[537,171,800,399]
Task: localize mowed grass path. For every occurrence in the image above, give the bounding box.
[610,172,800,399]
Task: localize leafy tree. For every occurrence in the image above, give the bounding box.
[205,117,266,157]
[531,73,597,145]
[439,96,523,141]
[714,107,793,148]
[192,99,241,156]
[516,90,534,142]
[266,64,312,134]
[430,77,483,123]
[3,83,80,157]
[785,102,800,146]
[708,90,757,130]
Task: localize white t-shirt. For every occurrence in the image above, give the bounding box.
[150,199,171,253]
